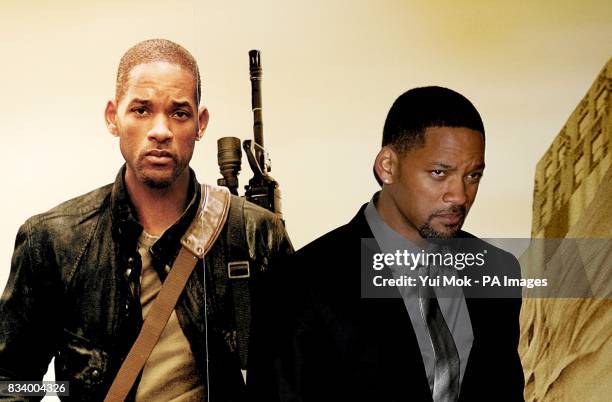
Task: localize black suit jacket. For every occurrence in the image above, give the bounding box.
[248,205,524,402]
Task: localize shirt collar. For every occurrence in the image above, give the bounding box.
[110,164,201,274]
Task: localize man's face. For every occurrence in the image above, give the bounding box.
[106,61,207,188]
[387,126,485,240]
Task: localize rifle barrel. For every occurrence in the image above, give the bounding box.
[249,50,264,148]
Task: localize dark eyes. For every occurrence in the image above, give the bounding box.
[131,107,148,115]
[467,172,483,180]
[429,170,483,182]
[172,110,191,119]
[130,107,191,119]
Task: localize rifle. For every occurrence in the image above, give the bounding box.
[217,50,282,219]
[215,50,284,374]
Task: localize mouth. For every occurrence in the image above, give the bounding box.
[144,149,174,164]
[433,212,464,226]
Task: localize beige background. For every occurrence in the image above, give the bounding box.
[0,0,610,394]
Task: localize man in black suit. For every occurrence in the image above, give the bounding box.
[248,86,524,401]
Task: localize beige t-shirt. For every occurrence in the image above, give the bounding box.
[135,231,205,402]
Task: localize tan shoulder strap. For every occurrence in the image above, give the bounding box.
[104,184,230,402]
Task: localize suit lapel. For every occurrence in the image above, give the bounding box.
[348,205,433,401]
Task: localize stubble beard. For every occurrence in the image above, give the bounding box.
[135,154,184,189]
[418,221,461,240]
[418,207,467,240]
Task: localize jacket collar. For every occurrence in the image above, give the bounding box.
[110,165,201,275]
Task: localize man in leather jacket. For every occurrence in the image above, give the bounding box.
[0,39,292,401]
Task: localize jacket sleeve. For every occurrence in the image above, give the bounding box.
[494,252,525,401]
[501,255,525,401]
[463,251,525,401]
[0,221,61,399]
[247,254,300,402]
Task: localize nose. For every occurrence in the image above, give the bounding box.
[442,177,468,206]
[147,114,173,143]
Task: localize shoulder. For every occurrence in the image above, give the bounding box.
[295,223,354,260]
[232,196,286,241]
[293,205,368,263]
[456,230,518,264]
[455,230,522,299]
[237,196,283,228]
[21,184,113,239]
[227,196,293,258]
[280,222,357,285]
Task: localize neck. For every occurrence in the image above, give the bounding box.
[375,188,427,248]
[124,168,191,236]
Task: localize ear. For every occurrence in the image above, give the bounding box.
[105,100,119,137]
[374,146,398,185]
[196,106,209,141]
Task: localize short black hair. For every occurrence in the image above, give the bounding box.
[375,86,485,185]
[383,86,484,151]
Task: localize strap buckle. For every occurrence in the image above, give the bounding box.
[228,261,250,279]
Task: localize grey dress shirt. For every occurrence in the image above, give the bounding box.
[364,197,474,392]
